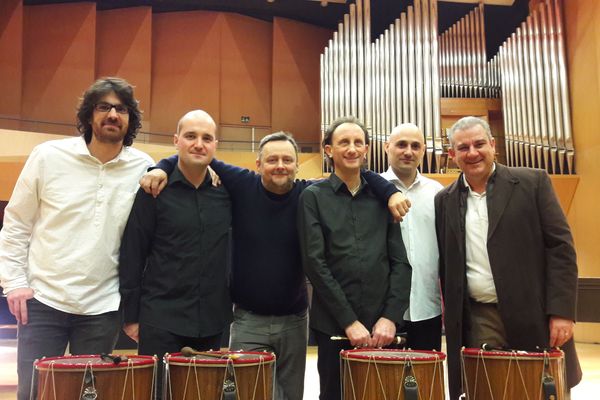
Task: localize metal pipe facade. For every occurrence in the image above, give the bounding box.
[497,0,573,173]
[320,0,574,174]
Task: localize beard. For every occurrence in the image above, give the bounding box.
[93,124,127,145]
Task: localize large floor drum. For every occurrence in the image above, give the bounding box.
[34,354,157,400]
[461,348,567,400]
[341,349,446,400]
[164,351,275,400]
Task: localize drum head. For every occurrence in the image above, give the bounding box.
[341,349,446,362]
[462,347,564,360]
[34,354,155,370]
[167,351,275,365]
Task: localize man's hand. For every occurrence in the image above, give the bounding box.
[388,192,411,222]
[123,322,140,343]
[549,316,575,348]
[207,166,221,187]
[7,288,34,325]
[139,169,168,198]
[345,320,372,347]
[371,317,396,348]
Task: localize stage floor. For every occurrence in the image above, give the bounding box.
[1,340,598,399]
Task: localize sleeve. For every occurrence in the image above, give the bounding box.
[434,191,446,298]
[118,188,157,324]
[381,219,412,324]
[152,154,178,174]
[209,159,256,194]
[0,146,44,293]
[537,171,578,320]
[297,188,358,329]
[362,170,399,203]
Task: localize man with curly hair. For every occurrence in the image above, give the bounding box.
[0,77,153,400]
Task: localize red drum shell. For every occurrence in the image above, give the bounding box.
[341,349,446,400]
[35,354,156,400]
[164,351,275,400]
[461,347,567,400]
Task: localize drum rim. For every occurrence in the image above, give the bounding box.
[340,348,447,361]
[34,354,156,369]
[166,351,276,364]
[461,347,564,359]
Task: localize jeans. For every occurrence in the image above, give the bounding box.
[17,298,120,400]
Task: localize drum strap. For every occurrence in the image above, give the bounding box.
[403,359,419,400]
[542,355,557,400]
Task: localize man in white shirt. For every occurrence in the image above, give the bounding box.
[0,77,154,400]
[381,123,443,350]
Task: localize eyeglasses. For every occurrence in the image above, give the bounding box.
[94,102,129,114]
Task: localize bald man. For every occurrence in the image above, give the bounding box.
[119,110,232,367]
[381,123,443,350]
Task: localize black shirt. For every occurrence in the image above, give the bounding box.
[298,173,412,335]
[154,157,400,315]
[119,167,232,337]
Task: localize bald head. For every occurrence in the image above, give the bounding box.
[174,109,218,171]
[176,110,216,136]
[385,123,425,184]
[388,123,423,145]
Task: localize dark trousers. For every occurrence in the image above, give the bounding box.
[138,323,222,400]
[313,329,353,400]
[405,314,443,351]
[17,298,120,400]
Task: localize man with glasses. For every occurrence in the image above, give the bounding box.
[0,77,153,400]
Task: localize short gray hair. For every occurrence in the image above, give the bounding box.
[448,116,493,145]
[257,131,299,160]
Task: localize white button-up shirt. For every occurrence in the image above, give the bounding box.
[463,169,498,303]
[381,168,443,322]
[0,137,153,315]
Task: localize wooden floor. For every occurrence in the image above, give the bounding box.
[1,340,599,399]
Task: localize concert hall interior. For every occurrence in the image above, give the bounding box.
[1,0,600,399]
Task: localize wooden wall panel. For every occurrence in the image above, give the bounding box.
[220,13,272,128]
[150,11,221,135]
[564,0,600,279]
[96,7,152,123]
[0,0,22,119]
[22,3,96,132]
[271,17,331,147]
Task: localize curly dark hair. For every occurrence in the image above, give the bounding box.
[76,77,142,147]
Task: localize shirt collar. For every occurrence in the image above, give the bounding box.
[329,172,367,195]
[73,136,130,163]
[168,165,212,189]
[461,162,497,193]
[382,166,421,191]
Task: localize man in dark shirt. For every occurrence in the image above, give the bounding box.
[119,110,232,395]
[298,116,412,400]
[141,131,410,400]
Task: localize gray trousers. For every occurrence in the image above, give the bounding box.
[466,300,508,349]
[17,298,120,400]
[229,306,308,400]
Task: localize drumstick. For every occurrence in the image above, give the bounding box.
[180,346,241,360]
[330,336,407,346]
